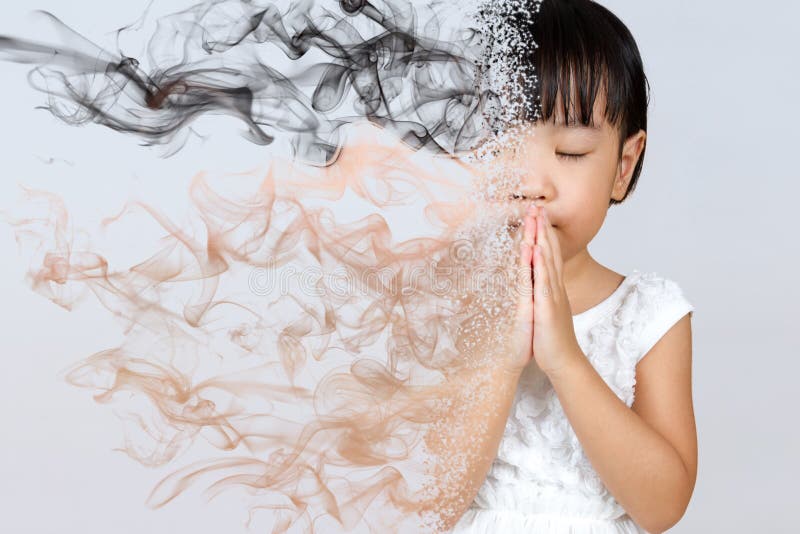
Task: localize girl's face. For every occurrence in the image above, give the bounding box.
[507,93,646,264]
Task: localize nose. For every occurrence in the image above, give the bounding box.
[503,141,555,204]
[514,168,555,207]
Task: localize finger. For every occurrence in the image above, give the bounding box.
[517,239,534,310]
[522,210,536,248]
[543,209,563,285]
[515,219,535,328]
[536,211,555,299]
[533,240,552,304]
[538,209,558,286]
[521,206,537,286]
[518,211,536,293]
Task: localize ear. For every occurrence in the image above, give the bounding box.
[611,129,647,201]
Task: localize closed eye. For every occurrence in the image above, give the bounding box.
[556,152,587,161]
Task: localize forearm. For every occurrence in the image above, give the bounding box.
[547,352,691,533]
[417,362,521,532]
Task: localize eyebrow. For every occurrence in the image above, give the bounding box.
[557,121,602,131]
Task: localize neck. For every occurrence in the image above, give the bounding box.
[562,248,600,301]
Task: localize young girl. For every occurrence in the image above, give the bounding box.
[0,1,694,531]
[449,1,697,533]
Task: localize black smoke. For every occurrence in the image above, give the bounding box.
[0,0,509,164]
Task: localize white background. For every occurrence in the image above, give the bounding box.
[1,1,798,532]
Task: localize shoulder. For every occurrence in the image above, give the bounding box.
[619,270,695,363]
[630,270,693,303]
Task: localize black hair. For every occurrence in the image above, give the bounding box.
[522,0,650,205]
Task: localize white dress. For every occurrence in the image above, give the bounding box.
[451,269,696,534]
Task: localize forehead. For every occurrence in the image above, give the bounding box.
[545,84,609,127]
[537,87,621,142]
[508,98,615,146]
[501,80,619,142]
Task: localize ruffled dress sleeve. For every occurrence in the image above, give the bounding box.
[620,272,695,365]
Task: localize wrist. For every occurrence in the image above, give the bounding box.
[542,346,586,381]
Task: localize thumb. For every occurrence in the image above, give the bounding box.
[514,209,536,331]
[514,240,534,331]
[509,239,534,365]
[508,210,536,365]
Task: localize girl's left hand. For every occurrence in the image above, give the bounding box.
[523,204,584,377]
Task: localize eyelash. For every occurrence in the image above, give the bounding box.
[556,152,587,161]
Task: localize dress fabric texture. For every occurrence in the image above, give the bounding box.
[450,269,696,534]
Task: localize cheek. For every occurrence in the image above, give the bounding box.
[557,191,607,239]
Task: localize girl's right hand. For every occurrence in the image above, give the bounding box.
[503,204,538,374]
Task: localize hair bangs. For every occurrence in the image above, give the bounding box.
[530,1,628,133]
